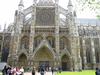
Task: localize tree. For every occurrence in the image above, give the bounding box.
[76,0,100,19]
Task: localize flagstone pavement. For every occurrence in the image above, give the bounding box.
[24,72,55,75]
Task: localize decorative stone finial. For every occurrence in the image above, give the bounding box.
[18,0,24,7]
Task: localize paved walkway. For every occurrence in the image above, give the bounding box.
[24,72,55,75]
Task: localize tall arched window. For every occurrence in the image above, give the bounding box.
[60,37,69,50]
[95,50,100,63]
[60,38,65,50]
[34,36,43,48]
[94,38,100,63]
[0,36,2,52]
[86,48,91,63]
[20,36,29,49]
[47,37,55,48]
[0,44,1,52]
[95,48,100,63]
[85,38,91,63]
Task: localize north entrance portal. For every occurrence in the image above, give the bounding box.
[33,46,55,69]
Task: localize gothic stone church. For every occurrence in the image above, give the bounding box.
[0,0,100,71]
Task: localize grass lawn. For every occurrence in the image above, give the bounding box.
[0,70,96,75]
[0,72,2,75]
[56,70,95,75]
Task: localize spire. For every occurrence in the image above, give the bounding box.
[55,0,59,4]
[33,0,37,5]
[18,0,24,12]
[18,0,24,7]
[67,0,73,12]
[68,0,73,7]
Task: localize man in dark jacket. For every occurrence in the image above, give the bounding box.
[40,67,45,75]
[95,68,100,75]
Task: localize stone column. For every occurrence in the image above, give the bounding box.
[55,27,59,54]
[98,37,100,64]
[28,5,36,66]
[55,28,60,68]
[29,5,36,53]
[98,37,100,51]
[16,35,21,53]
[55,0,59,52]
[70,37,79,71]
[90,38,96,69]
[16,12,24,53]
[70,36,82,71]
[82,38,87,69]
[77,38,82,71]
[55,3,60,68]
[29,27,34,53]
[70,57,73,71]
[9,35,18,66]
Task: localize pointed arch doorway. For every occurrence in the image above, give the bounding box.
[33,46,55,70]
[61,54,71,71]
[18,53,27,67]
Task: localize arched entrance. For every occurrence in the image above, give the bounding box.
[18,53,27,67]
[61,54,71,71]
[33,46,54,70]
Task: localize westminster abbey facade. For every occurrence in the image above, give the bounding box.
[0,0,100,71]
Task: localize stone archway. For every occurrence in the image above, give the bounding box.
[33,46,55,70]
[18,53,27,67]
[61,54,71,71]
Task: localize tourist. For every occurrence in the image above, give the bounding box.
[32,67,35,75]
[20,67,24,75]
[51,67,54,75]
[95,68,100,75]
[40,67,45,75]
[7,67,12,75]
[38,66,40,72]
[2,65,7,75]
[16,67,22,75]
[58,66,61,73]
[49,67,51,71]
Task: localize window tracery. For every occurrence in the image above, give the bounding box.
[86,48,91,63]
[20,36,29,49]
[60,38,65,50]
[34,36,43,48]
[94,38,100,63]
[47,37,55,48]
[95,49,100,63]
[36,8,55,26]
[85,38,91,63]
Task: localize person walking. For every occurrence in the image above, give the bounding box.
[20,67,24,75]
[95,68,100,75]
[32,67,35,75]
[51,67,54,75]
[40,67,45,75]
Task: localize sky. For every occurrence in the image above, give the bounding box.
[0,0,96,30]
